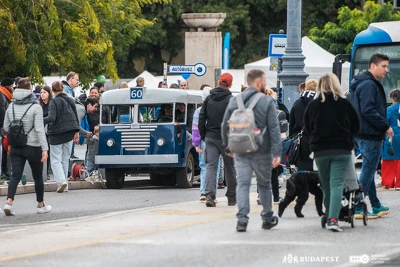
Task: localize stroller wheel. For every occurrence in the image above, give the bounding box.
[363,203,368,226]
[348,209,355,228]
[321,215,327,228]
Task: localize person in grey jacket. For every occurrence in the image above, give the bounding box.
[44,81,79,193]
[3,77,51,216]
[222,70,282,232]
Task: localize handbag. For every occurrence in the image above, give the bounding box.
[285,130,303,167]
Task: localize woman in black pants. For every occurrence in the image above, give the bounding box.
[3,77,51,216]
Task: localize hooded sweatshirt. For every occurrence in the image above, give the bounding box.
[198,86,233,140]
[4,89,48,151]
[289,90,316,137]
[349,71,389,140]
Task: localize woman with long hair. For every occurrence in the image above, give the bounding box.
[39,85,53,179]
[304,74,360,232]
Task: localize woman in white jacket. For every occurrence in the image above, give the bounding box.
[3,77,51,216]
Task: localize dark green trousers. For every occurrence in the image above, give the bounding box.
[315,154,351,220]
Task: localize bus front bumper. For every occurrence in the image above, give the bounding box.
[95,154,179,165]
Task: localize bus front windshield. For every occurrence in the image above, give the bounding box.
[353,44,400,104]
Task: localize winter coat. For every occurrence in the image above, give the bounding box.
[349,71,389,140]
[304,93,360,154]
[44,92,79,145]
[199,86,233,140]
[62,80,75,97]
[289,90,316,137]
[4,89,48,151]
[87,136,99,163]
[221,87,282,157]
[192,107,201,147]
[382,103,400,160]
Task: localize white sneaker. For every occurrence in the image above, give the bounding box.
[4,203,15,216]
[37,204,52,214]
[57,182,67,193]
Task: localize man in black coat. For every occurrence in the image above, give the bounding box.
[199,73,237,207]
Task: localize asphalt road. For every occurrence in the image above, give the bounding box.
[1,178,400,267]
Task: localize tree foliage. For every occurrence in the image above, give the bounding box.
[0,0,169,86]
[309,1,400,55]
[120,0,362,75]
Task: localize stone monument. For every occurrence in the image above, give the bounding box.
[278,0,308,111]
[182,13,226,90]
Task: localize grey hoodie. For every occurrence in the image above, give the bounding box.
[4,89,48,151]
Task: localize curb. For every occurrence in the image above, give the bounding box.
[0,179,149,196]
[0,181,105,196]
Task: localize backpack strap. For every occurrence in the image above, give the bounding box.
[236,94,246,110]
[20,103,35,121]
[248,93,264,110]
[23,103,35,135]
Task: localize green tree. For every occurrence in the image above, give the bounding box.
[309,1,400,55]
[122,0,362,74]
[0,0,169,86]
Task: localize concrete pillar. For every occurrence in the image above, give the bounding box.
[182,13,226,90]
[278,0,308,111]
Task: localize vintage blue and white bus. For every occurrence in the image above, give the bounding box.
[351,21,400,104]
[96,87,202,189]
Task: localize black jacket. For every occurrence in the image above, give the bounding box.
[199,86,232,140]
[304,93,360,153]
[289,91,316,137]
[44,93,79,144]
[349,71,389,140]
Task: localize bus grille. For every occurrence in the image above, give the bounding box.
[116,125,157,151]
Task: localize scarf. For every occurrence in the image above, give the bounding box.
[0,86,13,102]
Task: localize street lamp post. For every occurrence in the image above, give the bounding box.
[278,0,308,111]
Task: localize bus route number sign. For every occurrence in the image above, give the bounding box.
[130,87,143,100]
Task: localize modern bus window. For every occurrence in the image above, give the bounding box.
[138,104,167,123]
[353,45,400,104]
[103,105,133,124]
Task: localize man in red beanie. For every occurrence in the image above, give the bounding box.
[0,77,14,177]
[198,73,237,207]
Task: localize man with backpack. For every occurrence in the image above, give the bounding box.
[199,73,237,207]
[221,70,282,232]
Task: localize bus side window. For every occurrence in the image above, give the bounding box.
[187,104,196,133]
[175,103,186,123]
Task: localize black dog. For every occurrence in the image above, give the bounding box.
[278,172,324,218]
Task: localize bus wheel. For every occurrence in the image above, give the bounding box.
[105,169,125,189]
[150,173,163,186]
[176,153,194,188]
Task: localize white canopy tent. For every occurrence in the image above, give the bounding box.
[244,36,350,91]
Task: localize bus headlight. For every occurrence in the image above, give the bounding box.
[157,138,166,147]
[107,139,115,147]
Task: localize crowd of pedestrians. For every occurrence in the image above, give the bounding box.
[0,53,395,236]
[0,72,105,216]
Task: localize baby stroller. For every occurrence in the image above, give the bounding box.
[321,158,368,228]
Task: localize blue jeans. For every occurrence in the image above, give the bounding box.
[199,140,219,195]
[356,138,382,209]
[86,160,97,173]
[50,140,73,191]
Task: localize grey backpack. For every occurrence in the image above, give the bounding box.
[227,93,264,154]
